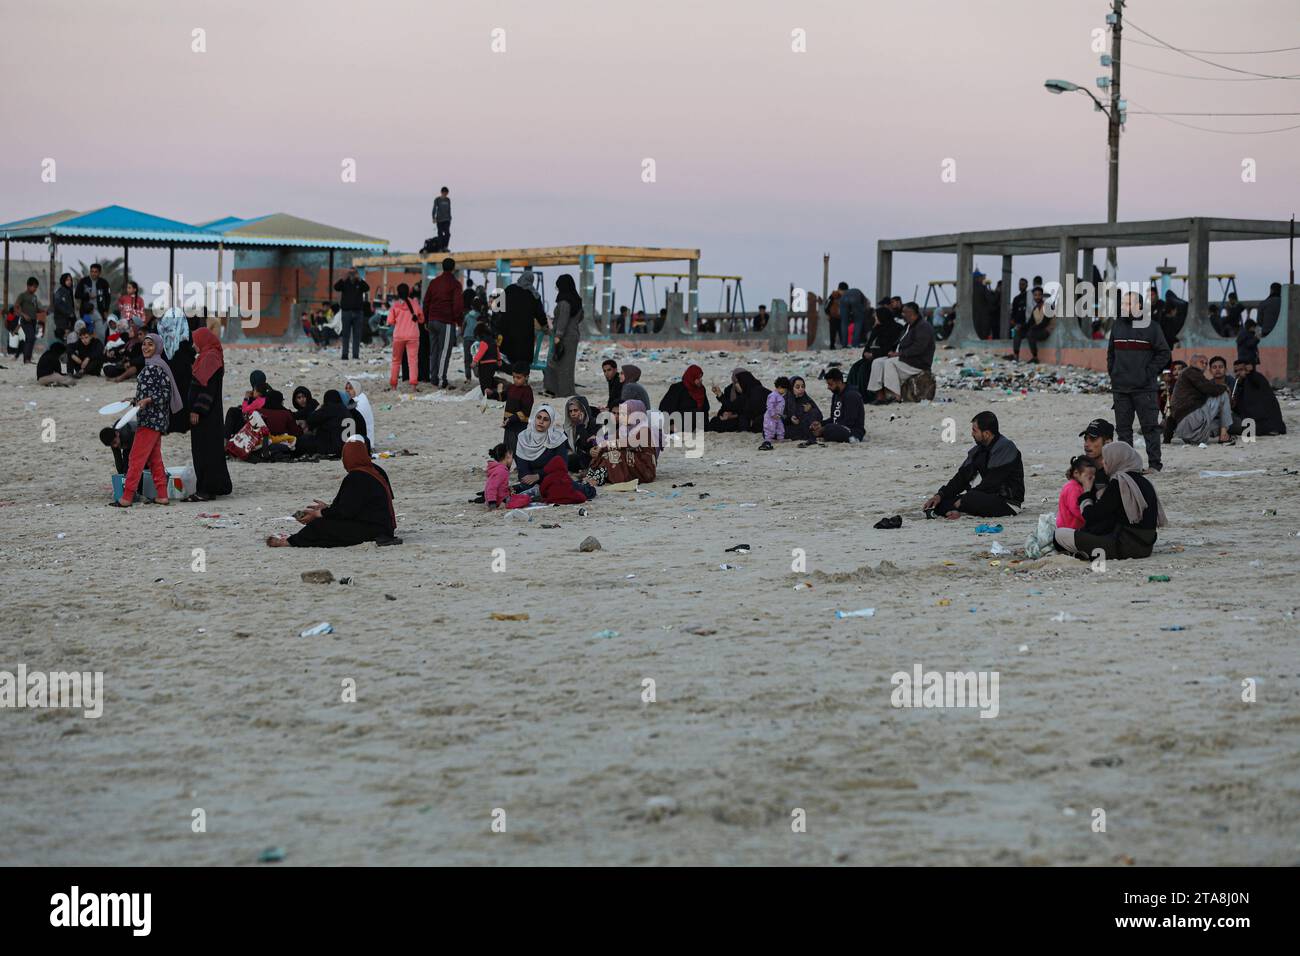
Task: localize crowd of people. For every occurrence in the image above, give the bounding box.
[5,254,1290,559]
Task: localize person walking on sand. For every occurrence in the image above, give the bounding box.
[423,257,462,389]
[543,274,583,397]
[386,283,424,393]
[113,333,183,508]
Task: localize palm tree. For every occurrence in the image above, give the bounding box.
[72,256,127,292]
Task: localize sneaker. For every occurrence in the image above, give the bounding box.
[758,441,773,451]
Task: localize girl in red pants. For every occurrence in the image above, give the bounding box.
[114,333,183,507]
[386,284,424,391]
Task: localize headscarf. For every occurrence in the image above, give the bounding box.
[555,274,583,318]
[143,333,183,413]
[621,364,642,383]
[158,308,189,359]
[515,403,569,462]
[732,369,761,395]
[263,388,287,411]
[342,436,395,533]
[1101,442,1167,527]
[516,270,539,300]
[682,364,706,408]
[564,395,593,450]
[322,388,344,406]
[293,386,318,412]
[250,369,267,390]
[346,378,376,441]
[618,399,656,451]
[190,327,224,387]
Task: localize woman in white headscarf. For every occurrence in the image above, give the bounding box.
[1054,441,1166,559]
[345,378,376,448]
[513,403,570,492]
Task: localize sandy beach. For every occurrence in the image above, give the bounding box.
[1,339,1298,866]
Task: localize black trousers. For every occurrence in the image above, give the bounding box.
[1113,390,1162,469]
[436,221,451,250]
[937,489,1018,517]
[1012,323,1049,358]
[819,423,859,443]
[19,319,36,361]
[289,517,387,548]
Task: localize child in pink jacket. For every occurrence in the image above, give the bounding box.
[759,377,789,450]
[485,443,530,509]
[1056,455,1095,530]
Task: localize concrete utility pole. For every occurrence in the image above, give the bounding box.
[1105,0,1124,279]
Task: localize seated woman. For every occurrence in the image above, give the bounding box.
[847,306,900,395]
[707,369,768,432]
[619,364,652,407]
[36,341,75,386]
[295,389,350,457]
[783,375,823,441]
[1054,442,1166,560]
[563,396,601,473]
[1231,360,1287,436]
[257,388,303,438]
[586,400,658,486]
[292,386,319,426]
[269,437,398,547]
[345,378,377,445]
[513,404,570,493]
[658,364,710,433]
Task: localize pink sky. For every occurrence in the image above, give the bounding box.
[3,0,1298,308]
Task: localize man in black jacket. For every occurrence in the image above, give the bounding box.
[1108,292,1170,472]
[808,368,865,443]
[923,411,1024,519]
[333,268,370,361]
[868,302,934,403]
[74,264,112,325]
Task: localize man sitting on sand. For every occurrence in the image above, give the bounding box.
[806,368,865,444]
[923,411,1024,519]
[1079,418,1114,495]
[1169,354,1233,446]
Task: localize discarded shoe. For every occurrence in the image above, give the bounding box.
[873,515,903,530]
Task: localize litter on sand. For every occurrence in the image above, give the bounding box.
[491,612,529,621]
[299,622,333,636]
[989,541,1011,555]
[975,524,1003,534]
[725,544,751,553]
[1147,575,1171,583]
[835,607,876,619]
[1199,469,1266,478]
[257,847,286,863]
[1050,611,1081,622]
[592,629,619,639]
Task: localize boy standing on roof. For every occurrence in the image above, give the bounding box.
[432,187,452,252]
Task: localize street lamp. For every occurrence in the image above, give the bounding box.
[1044,77,1123,280]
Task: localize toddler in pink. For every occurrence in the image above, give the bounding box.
[1056,455,1096,530]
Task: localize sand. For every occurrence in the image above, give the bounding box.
[2,338,1298,866]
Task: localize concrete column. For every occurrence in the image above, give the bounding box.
[999,255,1013,339]
[951,243,975,342]
[1081,248,1095,283]
[3,237,9,311]
[875,247,893,304]
[687,258,699,330]
[495,258,511,294]
[579,253,596,329]
[809,292,830,350]
[599,262,612,334]
[768,299,789,353]
[1185,218,1212,342]
[1055,235,1089,346]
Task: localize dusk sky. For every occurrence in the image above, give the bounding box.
[3,0,1298,310]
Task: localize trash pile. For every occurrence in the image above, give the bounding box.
[935,354,1111,395]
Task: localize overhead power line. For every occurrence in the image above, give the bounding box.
[1124,37,1300,56]
[1126,98,1300,134]
[1126,19,1300,79]
[1125,61,1273,81]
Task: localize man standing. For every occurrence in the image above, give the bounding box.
[808,368,865,443]
[74,263,111,330]
[1004,278,1029,359]
[52,273,78,342]
[868,302,934,403]
[333,267,370,361]
[1107,292,1170,472]
[423,257,462,388]
[826,285,844,349]
[923,411,1024,519]
[1010,285,1052,363]
[14,277,42,363]
[432,186,452,252]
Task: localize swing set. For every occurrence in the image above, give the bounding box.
[630,272,745,325]
[1147,271,1238,309]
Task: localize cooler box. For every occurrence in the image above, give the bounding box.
[111,465,196,501]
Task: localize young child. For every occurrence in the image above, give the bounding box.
[471,321,503,399]
[502,362,534,454]
[484,443,530,509]
[759,376,790,450]
[1057,455,1095,531]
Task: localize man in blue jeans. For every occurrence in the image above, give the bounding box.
[334,267,370,361]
